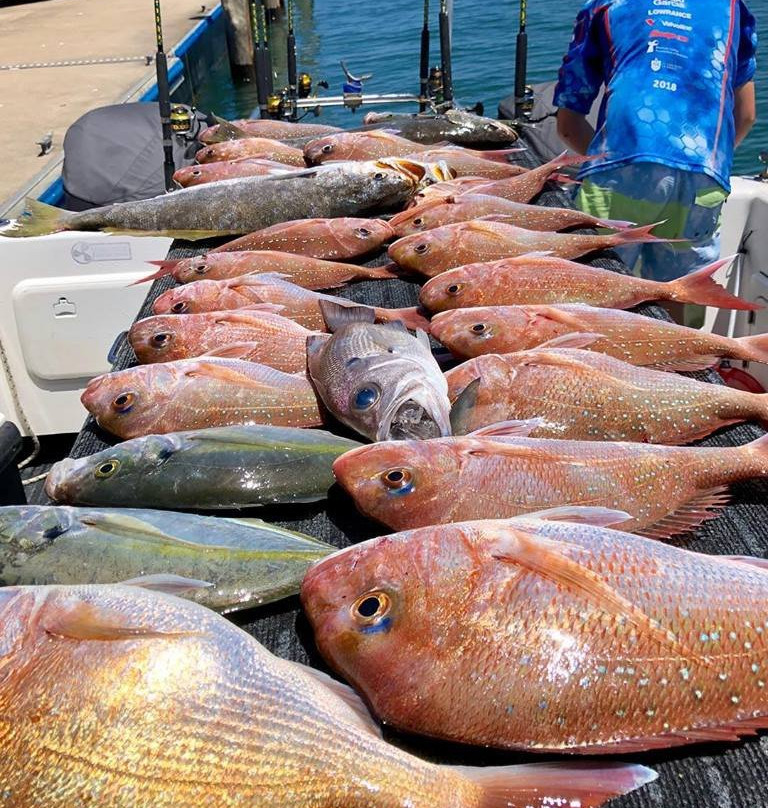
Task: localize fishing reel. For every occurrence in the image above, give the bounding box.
[427,66,444,104]
[515,85,536,120]
[298,72,313,98]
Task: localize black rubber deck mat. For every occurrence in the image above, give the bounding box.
[30,134,768,808]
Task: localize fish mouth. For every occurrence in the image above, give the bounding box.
[385,400,445,440]
[376,377,452,441]
[43,459,71,501]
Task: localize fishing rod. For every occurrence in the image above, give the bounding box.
[286,0,298,120]
[438,0,453,105]
[513,0,529,120]
[153,0,176,192]
[250,0,268,115]
[260,1,274,99]
[419,0,430,112]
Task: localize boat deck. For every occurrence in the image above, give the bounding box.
[0,0,207,212]
[26,135,768,807]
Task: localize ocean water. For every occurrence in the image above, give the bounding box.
[189,0,766,176]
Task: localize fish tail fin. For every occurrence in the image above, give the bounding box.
[360,262,402,280]
[129,260,181,285]
[611,221,681,245]
[665,256,761,310]
[594,217,635,230]
[454,761,657,808]
[3,198,74,238]
[472,147,526,163]
[551,172,582,185]
[737,333,768,365]
[377,306,431,331]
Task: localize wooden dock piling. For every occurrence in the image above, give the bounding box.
[222,0,257,82]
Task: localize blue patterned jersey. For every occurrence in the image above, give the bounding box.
[553,0,757,190]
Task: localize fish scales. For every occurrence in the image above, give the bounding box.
[429,303,768,368]
[301,515,768,752]
[446,349,768,441]
[0,582,656,807]
[331,432,768,538]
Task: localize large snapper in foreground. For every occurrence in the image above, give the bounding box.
[419,254,757,312]
[302,510,768,752]
[81,358,323,439]
[0,581,656,808]
[307,302,451,441]
[331,429,768,538]
[388,220,668,277]
[151,273,429,332]
[0,505,332,612]
[3,160,420,240]
[429,304,768,369]
[445,349,768,441]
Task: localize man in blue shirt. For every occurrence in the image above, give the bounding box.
[554,0,757,291]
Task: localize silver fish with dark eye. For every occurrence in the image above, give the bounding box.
[307,300,452,442]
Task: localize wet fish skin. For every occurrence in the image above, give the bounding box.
[331,430,768,538]
[403,149,526,179]
[359,109,519,145]
[301,512,768,752]
[173,158,293,187]
[4,161,417,239]
[80,357,323,439]
[195,137,307,165]
[388,220,667,277]
[390,194,631,237]
[211,217,395,258]
[305,130,436,163]
[429,303,768,369]
[199,118,342,143]
[0,505,332,612]
[128,310,316,371]
[306,302,452,442]
[419,254,758,313]
[445,348,768,441]
[0,581,655,808]
[45,425,361,510]
[151,273,429,333]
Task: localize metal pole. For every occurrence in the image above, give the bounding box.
[287,0,298,118]
[153,0,176,191]
[251,0,267,114]
[438,0,453,105]
[513,0,528,119]
[419,0,430,111]
[260,1,274,97]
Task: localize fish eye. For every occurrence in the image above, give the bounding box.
[351,591,391,623]
[422,178,436,186]
[411,217,424,228]
[111,392,136,413]
[373,171,385,180]
[352,385,380,410]
[414,243,429,255]
[94,459,120,479]
[193,263,208,275]
[446,283,463,296]
[381,468,413,492]
[354,227,372,239]
[471,323,489,334]
[191,169,201,176]
[150,332,173,348]
[171,301,188,314]
[321,143,334,153]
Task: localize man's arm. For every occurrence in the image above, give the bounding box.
[734,81,756,147]
[556,108,596,155]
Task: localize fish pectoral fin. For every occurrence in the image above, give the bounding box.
[463,220,510,241]
[449,377,481,435]
[525,305,593,329]
[637,485,731,541]
[318,298,376,331]
[468,419,545,438]
[463,438,564,462]
[202,342,262,360]
[488,525,691,658]
[184,359,276,388]
[214,307,287,323]
[121,574,214,594]
[43,600,194,642]
[232,272,291,287]
[536,332,605,350]
[515,506,633,527]
[290,661,382,737]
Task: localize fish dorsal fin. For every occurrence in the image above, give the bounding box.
[290,661,382,737]
[319,298,375,331]
[517,506,633,527]
[79,512,233,551]
[121,574,213,594]
[469,419,544,438]
[213,308,288,325]
[42,598,195,642]
[637,486,731,541]
[487,525,695,659]
[536,332,605,350]
[209,115,252,141]
[184,359,281,388]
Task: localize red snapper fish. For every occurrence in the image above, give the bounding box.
[195,137,306,165]
[199,118,341,143]
[419,254,757,313]
[81,358,323,439]
[388,220,668,277]
[402,148,527,179]
[429,303,768,369]
[212,217,395,258]
[152,273,429,332]
[139,251,398,288]
[301,509,768,753]
[389,194,633,237]
[128,310,317,372]
[330,427,768,539]
[445,348,768,441]
[0,582,656,808]
[172,158,293,187]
